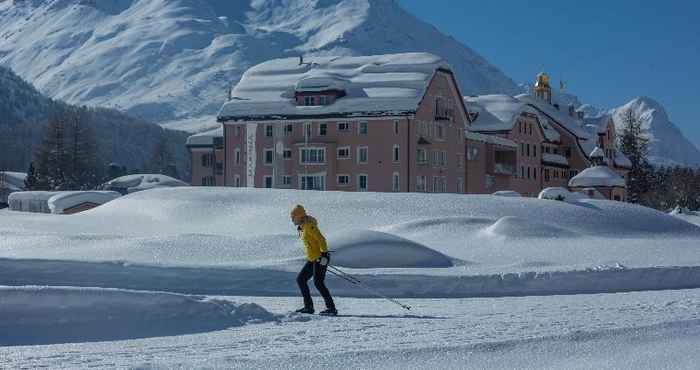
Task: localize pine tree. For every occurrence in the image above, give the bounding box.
[148,135,179,179]
[619,109,652,204]
[66,108,99,189]
[24,162,41,190]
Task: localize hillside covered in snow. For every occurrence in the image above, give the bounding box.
[0,0,521,131]
[0,66,189,174]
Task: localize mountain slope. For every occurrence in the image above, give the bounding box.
[0,0,521,131]
[610,97,700,167]
[0,65,189,175]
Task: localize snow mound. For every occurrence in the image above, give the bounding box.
[0,286,276,346]
[330,230,453,268]
[483,216,578,239]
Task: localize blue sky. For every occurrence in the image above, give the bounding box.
[398,0,700,147]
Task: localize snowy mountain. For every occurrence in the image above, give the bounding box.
[610,97,700,168]
[0,0,521,132]
[0,66,189,175]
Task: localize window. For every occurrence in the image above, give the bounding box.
[357,146,368,164]
[359,121,368,135]
[566,148,572,158]
[235,125,241,137]
[534,167,537,180]
[265,125,273,137]
[337,146,351,160]
[417,148,427,164]
[264,148,274,165]
[533,145,537,158]
[416,176,427,192]
[357,174,368,192]
[234,175,241,187]
[235,148,241,165]
[338,122,351,132]
[436,123,445,140]
[434,96,452,120]
[441,151,448,167]
[527,166,531,179]
[213,137,223,149]
[201,153,213,167]
[457,177,464,193]
[201,176,215,186]
[432,176,447,193]
[303,96,314,106]
[519,122,522,134]
[304,123,312,139]
[337,174,350,186]
[215,162,223,175]
[394,120,400,135]
[526,143,530,157]
[520,143,525,156]
[545,168,550,182]
[457,154,465,168]
[300,148,326,164]
[529,124,532,135]
[283,149,292,160]
[282,176,291,186]
[285,124,293,136]
[521,166,525,179]
[393,145,400,163]
[300,174,325,190]
[467,146,478,161]
[392,172,400,192]
[319,123,327,136]
[432,150,440,166]
[319,96,329,105]
[264,176,273,188]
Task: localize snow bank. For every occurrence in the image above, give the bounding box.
[0,286,275,346]
[102,174,188,194]
[330,230,453,268]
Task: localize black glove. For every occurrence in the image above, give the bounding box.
[318,252,330,266]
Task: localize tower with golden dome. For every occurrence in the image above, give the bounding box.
[534,71,552,104]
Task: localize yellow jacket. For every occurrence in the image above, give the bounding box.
[298,216,328,261]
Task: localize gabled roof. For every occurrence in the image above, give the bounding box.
[217,53,452,122]
[464,94,525,131]
[515,94,592,139]
[186,127,223,147]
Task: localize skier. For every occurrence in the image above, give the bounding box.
[290,204,337,316]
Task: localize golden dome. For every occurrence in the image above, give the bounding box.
[535,72,550,88]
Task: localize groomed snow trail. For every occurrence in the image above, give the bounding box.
[2,289,699,369]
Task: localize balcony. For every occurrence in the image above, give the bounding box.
[494,163,516,176]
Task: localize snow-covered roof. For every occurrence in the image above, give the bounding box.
[0,171,27,191]
[47,191,121,214]
[492,190,521,197]
[590,147,605,158]
[218,53,452,121]
[104,174,188,193]
[464,94,526,131]
[465,131,517,148]
[569,166,626,188]
[538,187,588,203]
[186,127,223,147]
[539,118,561,142]
[542,153,569,166]
[516,94,591,139]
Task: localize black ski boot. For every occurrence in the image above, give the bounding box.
[295,307,314,314]
[319,308,338,316]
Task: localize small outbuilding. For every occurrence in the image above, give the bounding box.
[568,165,627,201]
[101,174,188,195]
[8,191,121,214]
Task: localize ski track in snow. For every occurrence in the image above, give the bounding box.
[1,290,699,369]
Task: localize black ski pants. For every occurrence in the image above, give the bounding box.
[297,260,335,310]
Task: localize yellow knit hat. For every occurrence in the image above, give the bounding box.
[290,204,306,219]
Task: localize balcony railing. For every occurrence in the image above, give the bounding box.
[494,163,516,175]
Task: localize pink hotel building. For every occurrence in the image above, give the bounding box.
[187,52,631,200]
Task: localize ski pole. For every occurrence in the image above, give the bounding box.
[327,265,411,311]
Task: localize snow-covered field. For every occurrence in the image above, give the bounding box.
[1,188,699,368]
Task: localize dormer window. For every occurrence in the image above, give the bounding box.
[304,96,314,106]
[319,96,329,105]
